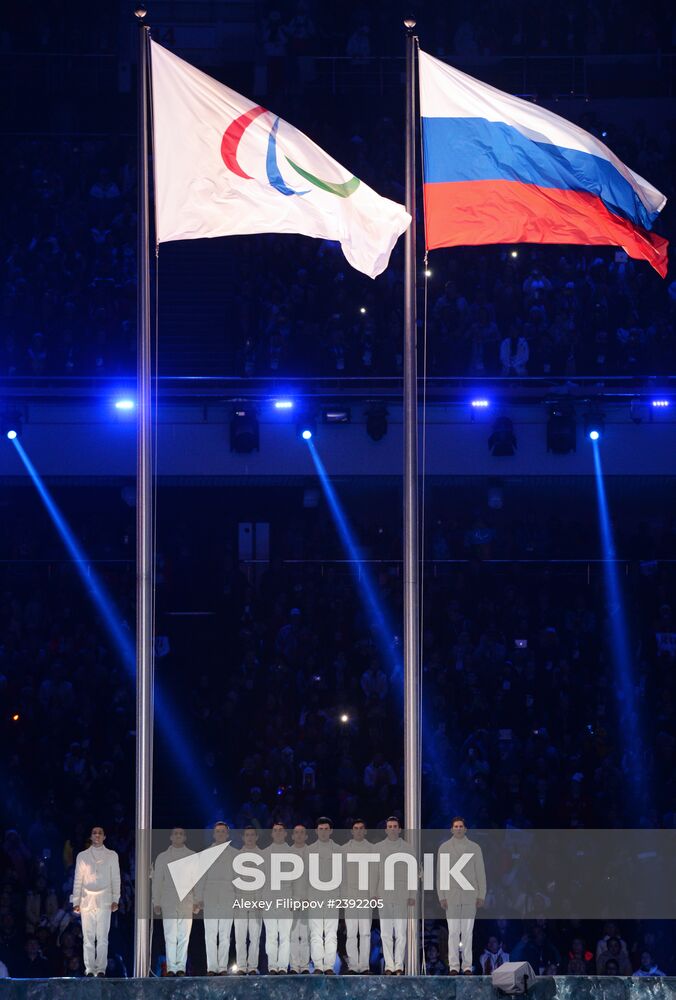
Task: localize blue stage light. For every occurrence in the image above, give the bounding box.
[306,439,399,676]
[274,400,294,410]
[584,408,604,441]
[115,399,135,411]
[592,440,644,803]
[471,399,490,408]
[2,412,22,439]
[652,399,670,408]
[301,428,312,440]
[10,437,214,810]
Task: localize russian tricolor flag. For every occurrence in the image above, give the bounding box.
[419,50,668,276]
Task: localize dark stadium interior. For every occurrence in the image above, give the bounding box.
[0,0,675,985]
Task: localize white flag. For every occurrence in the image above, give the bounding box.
[150,41,410,278]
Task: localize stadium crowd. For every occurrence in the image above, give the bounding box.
[4,0,674,57]
[0,491,674,976]
[1,0,674,979]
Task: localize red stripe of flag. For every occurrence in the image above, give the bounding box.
[424,179,668,277]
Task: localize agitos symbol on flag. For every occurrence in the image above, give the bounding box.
[419,50,669,276]
[150,41,410,279]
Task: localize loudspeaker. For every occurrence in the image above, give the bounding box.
[491,961,537,994]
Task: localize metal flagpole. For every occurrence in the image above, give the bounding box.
[134,4,153,979]
[403,16,421,976]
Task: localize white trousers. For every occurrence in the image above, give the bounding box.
[234,916,261,972]
[204,918,233,972]
[447,916,475,971]
[163,917,192,973]
[81,905,112,975]
[264,917,292,972]
[289,918,310,972]
[308,917,338,972]
[380,917,406,972]
[345,916,371,972]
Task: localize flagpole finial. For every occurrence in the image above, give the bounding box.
[135,4,147,20]
[404,16,417,33]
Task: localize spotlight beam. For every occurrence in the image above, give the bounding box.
[10,438,214,810]
[304,440,454,820]
[306,439,400,676]
[592,440,644,803]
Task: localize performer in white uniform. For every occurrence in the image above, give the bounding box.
[437,817,486,975]
[153,828,196,975]
[377,816,415,975]
[71,826,121,977]
[234,827,262,974]
[262,822,294,973]
[289,824,310,973]
[307,817,339,974]
[342,819,375,974]
[198,821,235,975]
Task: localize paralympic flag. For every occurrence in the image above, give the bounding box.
[419,50,668,276]
[150,41,410,278]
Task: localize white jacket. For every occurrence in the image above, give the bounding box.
[341,838,377,902]
[153,845,195,918]
[71,845,121,910]
[375,836,417,914]
[437,835,486,909]
[291,844,309,902]
[261,840,297,906]
[306,838,341,905]
[197,843,236,916]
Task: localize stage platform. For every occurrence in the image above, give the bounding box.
[1,978,674,1000]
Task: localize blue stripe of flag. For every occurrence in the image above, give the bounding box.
[422,117,658,232]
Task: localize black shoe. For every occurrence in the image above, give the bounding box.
[289,970,298,974]
[395,970,404,976]
[345,970,357,975]
[300,969,310,974]
[176,972,185,977]
[218,971,228,976]
[166,972,175,977]
[385,970,393,975]
[449,969,459,975]
[247,970,258,976]
[207,971,216,976]
[86,973,94,977]
[325,969,335,976]
[463,969,473,976]
[312,970,323,975]
[96,973,105,978]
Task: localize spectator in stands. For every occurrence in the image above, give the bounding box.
[596,936,633,976]
[479,935,509,974]
[13,938,50,978]
[500,326,530,376]
[633,951,666,977]
[566,938,594,974]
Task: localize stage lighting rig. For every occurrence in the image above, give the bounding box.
[2,412,22,441]
[547,402,576,453]
[584,406,604,442]
[323,407,351,424]
[297,413,317,441]
[230,405,259,453]
[488,416,517,456]
[365,403,388,441]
